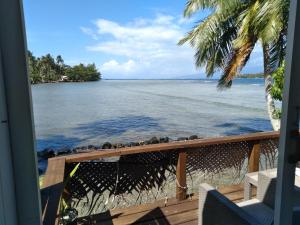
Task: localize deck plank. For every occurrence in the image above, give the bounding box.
[77,184,256,225]
[108,201,197,225]
[41,157,66,225]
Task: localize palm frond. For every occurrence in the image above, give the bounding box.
[179,0,288,87]
[268,32,287,71]
[183,0,242,17]
[179,1,243,76]
[184,0,217,17]
[218,36,257,88]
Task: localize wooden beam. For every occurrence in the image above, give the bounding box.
[64,131,281,163]
[248,143,260,172]
[176,151,187,200]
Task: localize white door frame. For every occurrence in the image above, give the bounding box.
[0,0,41,224]
[274,0,300,224]
[0,52,18,225]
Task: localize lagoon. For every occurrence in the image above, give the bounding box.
[31,79,272,151]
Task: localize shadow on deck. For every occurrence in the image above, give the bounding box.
[76,184,256,225]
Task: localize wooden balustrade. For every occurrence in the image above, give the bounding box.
[41,130,282,224]
[248,142,261,173]
[176,151,187,200]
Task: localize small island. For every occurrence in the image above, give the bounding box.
[27,51,101,84]
[236,73,264,79]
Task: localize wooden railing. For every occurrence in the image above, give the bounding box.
[41,130,280,225]
[63,131,279,163]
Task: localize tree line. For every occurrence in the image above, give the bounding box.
[236,73,264,79]
[27,51,101,84]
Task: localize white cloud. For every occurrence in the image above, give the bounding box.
[153,14,175,25]
[93,17,182,43]
[178,16,194,25]
[81,14,200,78]
[80,27,98,40]
[102,59,138,74]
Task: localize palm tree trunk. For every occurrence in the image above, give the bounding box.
[263,44,281,131]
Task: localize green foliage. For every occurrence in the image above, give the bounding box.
[272,109,282,119]
[236,73,264,78]
[270,62,285,119]
[39,175,44,187]
[270,62,285,101]
[27,51,101,84]
[65,63,100,82]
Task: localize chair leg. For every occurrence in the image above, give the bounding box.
[244,180,252,200]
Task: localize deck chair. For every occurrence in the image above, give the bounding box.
[198,170,300,225]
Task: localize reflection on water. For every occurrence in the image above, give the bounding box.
[32,79,273,151]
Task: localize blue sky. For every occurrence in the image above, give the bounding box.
[23,0,263,79]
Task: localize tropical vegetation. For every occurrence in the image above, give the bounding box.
[27,51,101,84]
[270,62,285,119]
[179,0,289,131]
[237,73,264,78]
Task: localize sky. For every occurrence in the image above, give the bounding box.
[23,0,263,79]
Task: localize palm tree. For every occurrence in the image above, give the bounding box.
[179,0,289,130]
[56,55,65,76]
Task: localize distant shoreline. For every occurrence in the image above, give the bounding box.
[31,80,99,85]
[31,77,264,85]
[102,77,264,81]
[236,73,264,79]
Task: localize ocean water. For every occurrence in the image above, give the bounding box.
[31,79,273,151]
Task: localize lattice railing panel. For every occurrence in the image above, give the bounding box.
[63,138,278,217]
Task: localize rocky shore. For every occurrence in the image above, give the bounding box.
[38,135,201,173]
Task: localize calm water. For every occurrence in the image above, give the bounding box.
[31,79,273,151]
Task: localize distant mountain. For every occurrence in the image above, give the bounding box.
[174,73,264,80]
[104,74,208,80]
[172,74,207,80]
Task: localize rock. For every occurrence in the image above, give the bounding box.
[73,147,92,154]
[38,168,43,175]
[124,143,129,147]
[159,137,169,143]
[130,142,139,146]
[79,146,88,151]
[37,148,55,159]
[88,145,97,149]
[56,147,72,156]
[138,141,145,145]
[177,137,188,141]
[114,143,125,148]
[73,146,89,153]
[124,142,138,147]
[102,142,112,149]
[189,135,198,140]
[148,137,159,144]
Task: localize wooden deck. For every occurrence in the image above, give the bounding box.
[77,184,256,225]
[41,131,277,225]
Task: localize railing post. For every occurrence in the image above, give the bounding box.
[248,142,260,172]
[176,151,187,200]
